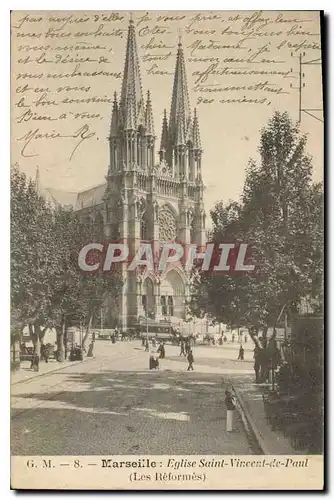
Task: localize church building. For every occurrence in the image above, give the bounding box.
[41,19,206,330]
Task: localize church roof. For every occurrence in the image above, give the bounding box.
[40,183,107,211]
[75,182,107,210]
[42,187,78,209]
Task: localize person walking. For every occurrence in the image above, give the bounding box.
[87,341,94,357]
[238,345,244,361]
[187,349,194,371]
[158,342,165,359]
[179,339,186,356]
[225,390,236,432]
[145,339,149,352]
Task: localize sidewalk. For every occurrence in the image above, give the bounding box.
[232,375,296,455]
[11,358,90,385]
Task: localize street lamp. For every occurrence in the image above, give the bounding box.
[146,312,149,344]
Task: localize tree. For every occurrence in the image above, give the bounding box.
[11,165,123,365]
[49,207,122,361]
[11,165,56,361]
[190,112,323,346]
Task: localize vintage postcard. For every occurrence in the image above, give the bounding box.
[10,10,324,490]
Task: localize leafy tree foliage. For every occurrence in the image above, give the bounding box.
[11,165,122,364]
[190,112,323,339]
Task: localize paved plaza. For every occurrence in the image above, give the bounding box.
[11,341,256,455]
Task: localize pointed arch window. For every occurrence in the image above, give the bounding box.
[140,211,149,241]
[190,217,196,244]
[142,295,147,314]
[161,296,167,317]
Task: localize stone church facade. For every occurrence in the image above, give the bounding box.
[41,20,206,330]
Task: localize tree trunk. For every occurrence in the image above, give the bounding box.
[39,326,48,344]
[64,326,68,360]
[30,324,41,372]
[82,315,93,349]
[31,325,41,357]
[11,329,21,371]
[248,326,261,348]
[56,323,65,362]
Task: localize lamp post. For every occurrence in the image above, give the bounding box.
[100,307,104,334]
[146,313,149,343]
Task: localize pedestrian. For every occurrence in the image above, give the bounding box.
[187,349,194,371]
[158,342,165,359]
[185,340,190,355]
[238,345,244,361]
[179,340,185,356]
[244,334,248,343]
[87,341,94,357]
[224,336,227,343]
[225,390,236,432]
[149,342,159,370]
[145,339,149,352]
[232,334,235,343]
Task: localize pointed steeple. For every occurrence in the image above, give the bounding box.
[144,90,154,136]
[119,19,144,130]
[159,109,169,152]
[191,108,201,150]
[175,113,185,146]
[110,92,119,137]
[35,166,40,194]
[169,39,191,145]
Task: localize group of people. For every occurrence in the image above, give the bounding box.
[143,337,195,371]
[144,338,166,370]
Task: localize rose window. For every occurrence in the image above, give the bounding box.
[158,209,176,242]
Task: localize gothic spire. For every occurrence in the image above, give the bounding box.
[159,109,169,152]
[110,92,119,137]
[169,39,191,145]
[144,90,154,136]
[119,18,144,130]
[191,108,201,149]
[175,112,185,145]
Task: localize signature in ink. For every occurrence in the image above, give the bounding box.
[17,124,96,161]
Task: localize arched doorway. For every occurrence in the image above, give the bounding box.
[160,269,185,320]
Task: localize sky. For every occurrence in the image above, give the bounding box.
[11,10,323,220]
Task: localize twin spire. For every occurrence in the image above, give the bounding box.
[169,40,191,146]
[110,18,201,152]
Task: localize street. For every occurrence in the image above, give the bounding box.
[11,341,256,455]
